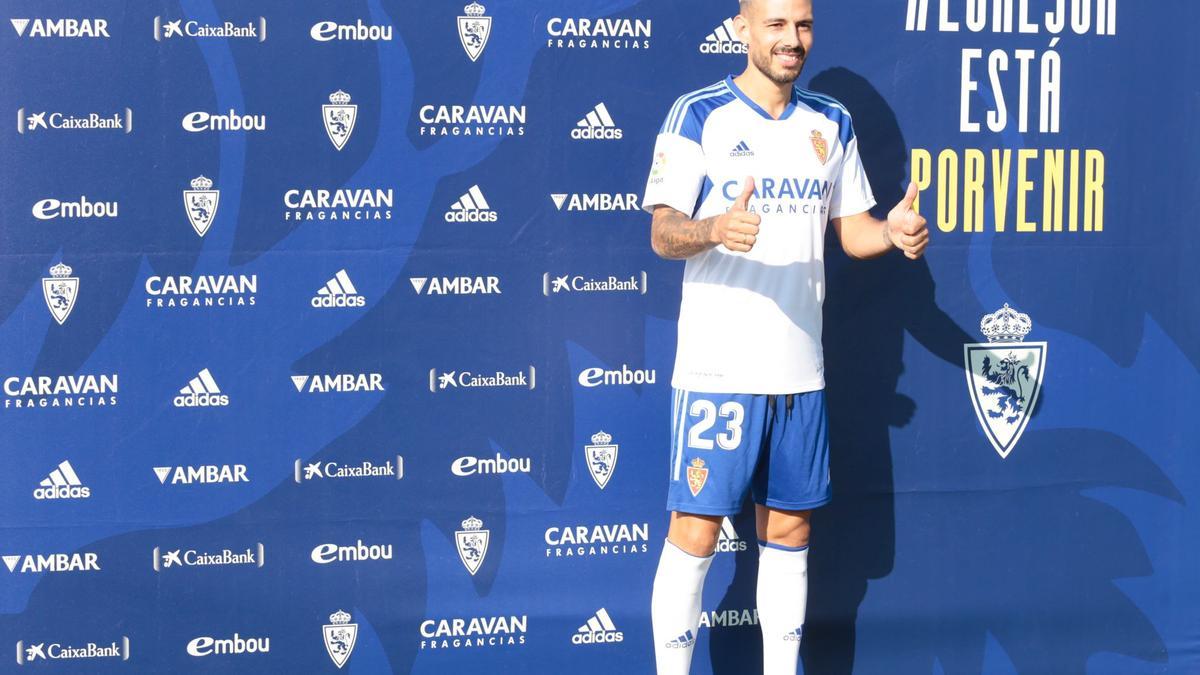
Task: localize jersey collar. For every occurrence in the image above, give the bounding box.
[725,75,798,121]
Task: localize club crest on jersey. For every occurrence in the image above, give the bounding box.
[42,263,79,325]
[322,609,358,668]
[585,431,618,490]
[323,91,357,151]
[455,515,490,575]
[810,130,828,165]
[458,2,491,62]
[686,458,708,497]
[183,175,219,237]
[964,304,1047,459]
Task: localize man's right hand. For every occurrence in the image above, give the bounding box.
[712,177,761,253]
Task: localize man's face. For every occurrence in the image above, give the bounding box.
[737,0,814,86]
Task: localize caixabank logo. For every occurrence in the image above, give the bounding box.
[290,373,384,394]
[32,196,118,221]
[544,522,650,558]
[153,543,265,572]
[310,19,392,42]
[3,551,99,574]
[186,633,270,658]
[4,373,117,409]
[283,186,394,222]
[571,608,623,645]
[10,18,109,38]
[181,109,266,133]
[544,272,647,296]
[417,104,525,137]
[154,15,265,42]
[545,16,651,49]
[144,273,257,310]
[699,17,747,54]
[154,464,249,486]
[293,456,403,483]
[964,303,1047,459]
[15,637,129,666]
[17,107,131,134]
[429,367,535,392]
[549,192,639,213]
[419,614,527,651]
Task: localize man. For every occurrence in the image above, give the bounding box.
[642,1,928,673]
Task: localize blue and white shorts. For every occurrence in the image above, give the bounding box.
[667,388,831,516]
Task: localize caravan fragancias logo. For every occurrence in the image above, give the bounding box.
[964,304,1047,459]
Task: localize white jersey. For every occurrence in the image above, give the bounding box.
[643,76,876,394]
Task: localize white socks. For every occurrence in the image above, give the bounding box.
[757,542,809,675]
[651,539,714,675]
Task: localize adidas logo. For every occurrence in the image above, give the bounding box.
[173,368,229,407]
[444,185,497,223]
[408,276,501,295]
[571,608,623,645]
[311,269,366,308]
[715,517,748,552]
[33,460,90,500]
[699,17,747,54]
[783,626,804,642]
[729,141,754,158]
[664,629,695,649]
[571,103,622,140]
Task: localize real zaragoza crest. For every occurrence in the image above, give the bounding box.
[457,2,491,62]
[455,515,489,576]
[322,609,358,669]
[184,175,219,237]
[585,430,618,490]
[42,262,78,325]
[686,457,708,497]
[810,130,828,165]
[964,303,1047,459]
[322,90,357,151]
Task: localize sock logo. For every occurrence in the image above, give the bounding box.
[783,626,804,642]
[445,185,498,222]
[571,102,622,140]
[571,608,623,644]
[664,629,695,649]
[312,269,366,308]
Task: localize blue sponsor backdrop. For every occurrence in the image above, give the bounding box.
[0,0,1196,673]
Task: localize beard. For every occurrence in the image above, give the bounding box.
[751,45,806,86]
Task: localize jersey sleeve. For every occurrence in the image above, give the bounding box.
[642,109,707,217]
[828,128,877,219]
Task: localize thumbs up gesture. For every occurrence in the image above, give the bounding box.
[712,177,762,253]
[887,182,929,259]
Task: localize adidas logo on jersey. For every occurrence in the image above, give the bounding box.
[571,103,622,140]
[729,141,754,158]
[783,626,804,642]
[33,460,90,500]
[715,517,748,552]
[444,185,497,222]
[699,17,747,54]
[664,630,695,649]
[311,269,366,308]
[571,608,624,645]
[173,368,229,407]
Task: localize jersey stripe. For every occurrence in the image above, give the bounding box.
[663,81,726,134]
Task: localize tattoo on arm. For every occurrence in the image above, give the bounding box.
[651,209,718,260]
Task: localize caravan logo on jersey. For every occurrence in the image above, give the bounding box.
[311,270,366,308]
[17,107,131,134]
[173,368,229,408]
[154,16,265,42]
[311,540,394,565]
[32,196,118,221]
[290,373,384,394]
[549,192,640,213]
[187,633,270,657]
[419,614,527,651]
[457,2,491,61]
[293,456,403,483]
[545,17,651,49]
[4,373,118,409]
[544,272,646,296]
[322,91,357,151]
[153,543,264,572]
[584,431,618,490]
[144,274,257,309]
[283,187,394,222]
[699,17,747,54]
[454,516,490,576]
[964,304,1047,459]
[544,522,650,558]
[577,364,656,387]
[322,610,358,668]
[572,608,624,645]
[571,103,622,140]
[10,18,109,38]
[184,175,220,237]
[444,185,498,222]
[429,367,535,392]
[3,552,99,574]
[418,104,526,137]
[15,637,129,665]
[181,109,266,133]
[42,263,79,325]
[310,20,392,42]
[154,465,249,486]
